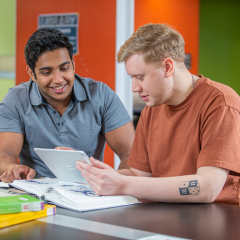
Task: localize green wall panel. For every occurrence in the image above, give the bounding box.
[0,0,16,101]
[199,0,240,94]
[0,79,15,102]
[0,0,16,55]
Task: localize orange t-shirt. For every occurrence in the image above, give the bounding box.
[128,75,240,205]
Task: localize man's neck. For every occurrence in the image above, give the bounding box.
[167,68,198,106]
[46,94,72,117]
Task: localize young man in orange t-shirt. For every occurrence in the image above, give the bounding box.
[76,23,240,205]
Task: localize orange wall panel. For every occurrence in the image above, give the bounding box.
[135,0,199,74]
[16,0,116,167]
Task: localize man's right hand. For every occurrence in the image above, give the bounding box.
[0,165,36,183]
[55,147,75,151]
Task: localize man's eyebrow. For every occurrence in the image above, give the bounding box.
[39,66,52,71]
[38,61,71,71]
[130,73,144,77]
[59,61,71,67]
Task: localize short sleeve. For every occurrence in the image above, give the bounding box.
[0,89,25,134]
[127,108,152,173]
[100,83,132,134]
[198,106,240,173]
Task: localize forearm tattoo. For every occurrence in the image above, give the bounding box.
[179,180,200,195]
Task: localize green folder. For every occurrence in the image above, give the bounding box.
[0,195,44,214]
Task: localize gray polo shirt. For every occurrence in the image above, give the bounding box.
[0,74,131,178]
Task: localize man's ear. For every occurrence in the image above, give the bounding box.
[26,65,37,82]
[72,56,76,71]
[162,58,174,77]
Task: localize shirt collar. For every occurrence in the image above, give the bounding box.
[29,79,43,106]
[29,74,88,106]
[73,73,88,102]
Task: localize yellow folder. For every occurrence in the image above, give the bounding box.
[0,204,56,228]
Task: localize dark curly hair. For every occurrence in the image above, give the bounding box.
[24,28,73,78]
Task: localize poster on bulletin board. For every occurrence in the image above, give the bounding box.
[38,13,79,55]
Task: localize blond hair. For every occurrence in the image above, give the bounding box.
[117,23,185,65]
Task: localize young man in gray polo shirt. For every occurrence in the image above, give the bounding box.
[0,28,134,182]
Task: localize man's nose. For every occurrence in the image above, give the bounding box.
[52,71,64,83]
[132,78,142,93]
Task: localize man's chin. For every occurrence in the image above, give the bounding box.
[145,102,154,107]
[146,102,161,108]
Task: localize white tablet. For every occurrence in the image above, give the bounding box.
[34,148,92,183]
